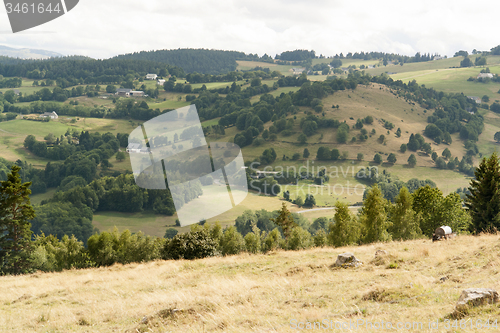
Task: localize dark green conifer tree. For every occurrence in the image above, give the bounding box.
[465,153,500,233]
[0,166,35,275]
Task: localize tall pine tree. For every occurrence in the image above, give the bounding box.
[271,202,296,239]
[0,166,35,275]
[465,153,500,233]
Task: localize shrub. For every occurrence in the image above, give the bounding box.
[313,229,327,247]
[252,137,265,146]
[308,217,329,234]
[287,227,312,250]
[220,226,245,256]
[164,228,178,239]
[32,234,95,272]
[88,228,164,266]
[244,232,261,254]
[263,228,282,252]
[435,157,447,169]
[163,226,218,260]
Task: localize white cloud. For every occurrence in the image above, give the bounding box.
[0,0,499,59]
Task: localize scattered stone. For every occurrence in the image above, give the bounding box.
[375,250,387,257]
[335,253,362,268]
[455,288,499,312]
[439,276,449,283]
[12,294,32,304]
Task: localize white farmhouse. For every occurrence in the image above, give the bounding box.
[467,96,482,104]
[39,111,58,119]
[126,143,142,153]
[477,73,494,79]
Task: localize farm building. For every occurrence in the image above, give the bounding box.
[130,91,145,97]
[477,73,494,79]
[145,74,158,80]
[126,143,142,153]
[157,79,166,85]
[116,88,132,96]
[39,111,58,119]
[290,68,305,75]
[467,96,481,104]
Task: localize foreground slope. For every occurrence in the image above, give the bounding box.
[1,234,499,332]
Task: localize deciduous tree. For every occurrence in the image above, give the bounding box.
[407,154,417,167]
[389,187,421,240]
[328,201,359,247]
[359,184,391,243]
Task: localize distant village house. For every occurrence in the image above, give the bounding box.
[115,88,145,98]
[126,143,142,153]
[467,96,481,104]
[130,91,145,97]
[145,74,158,80]
[39,111,58,119]
[290,68,305,75]
[116,88,132,96]
[157,79,165,86]
[477,73,494,79]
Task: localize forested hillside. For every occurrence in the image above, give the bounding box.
[0,58,184,84]
[113,48,270,74]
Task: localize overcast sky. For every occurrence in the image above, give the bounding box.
[0,0,499,59]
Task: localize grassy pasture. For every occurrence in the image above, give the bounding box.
[364,56,464,76]
[147,99,190,110]
[236,60,295,75]
[92,191,288,238]
[390,65,500,100]
[149,92,190,110]
[201,118,220,127]
[29,188,57,206]
[249,86,301,104]
[189,81,235,90]
[2,233,499,332]
[0,117,142,168]
[312,57,381,67]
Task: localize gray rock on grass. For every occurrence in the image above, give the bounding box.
[335,253,362,268]
[456,288,499,311]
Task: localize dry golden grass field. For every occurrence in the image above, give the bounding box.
[1,234,499,332]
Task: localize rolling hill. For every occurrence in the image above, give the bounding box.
[3,48,500,238]
[0,45,63,59]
